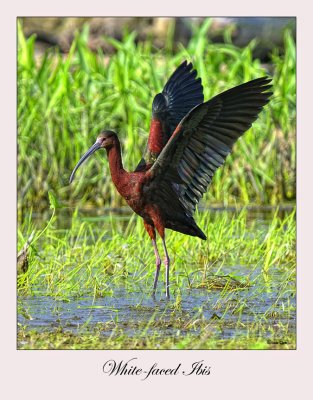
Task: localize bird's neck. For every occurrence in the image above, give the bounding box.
[106,141,128,194]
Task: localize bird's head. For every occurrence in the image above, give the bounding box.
[95,130,117,149]
[69,130,117,183]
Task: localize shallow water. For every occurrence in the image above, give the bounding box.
[18,206,296,343]
[18,279,295,339]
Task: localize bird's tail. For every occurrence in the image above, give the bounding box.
[190,223,207,240]
[166,218,207,240]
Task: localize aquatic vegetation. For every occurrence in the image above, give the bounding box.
[17,207,296,350]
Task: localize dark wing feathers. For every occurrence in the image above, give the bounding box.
[135,61,204,172]
[152,60,204,138]
[147,77,272,216]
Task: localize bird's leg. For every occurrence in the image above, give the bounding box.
[144,221,161,299]
[162,237,171,300]
[152,239,161,297]
[147,209,171,300]
[153,218,171,300]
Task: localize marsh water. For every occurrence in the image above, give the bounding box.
[18,206,296,344]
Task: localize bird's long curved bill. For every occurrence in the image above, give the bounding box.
[69,141,101,183]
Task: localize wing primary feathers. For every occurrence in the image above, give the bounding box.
[148,75,272,216]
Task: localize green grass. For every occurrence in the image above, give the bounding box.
[17,206,296,350]
[17,328,295,350]
[17,19,296,217]
[17,18,296,350]
[18,207,295,297]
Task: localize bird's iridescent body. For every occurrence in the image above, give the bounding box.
[70,61,272,299]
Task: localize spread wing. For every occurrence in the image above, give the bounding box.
[153,60,204,135]
[135,60,204,171]
[145,77,272,216]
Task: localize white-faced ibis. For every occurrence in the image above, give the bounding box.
[70,60,272,299]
